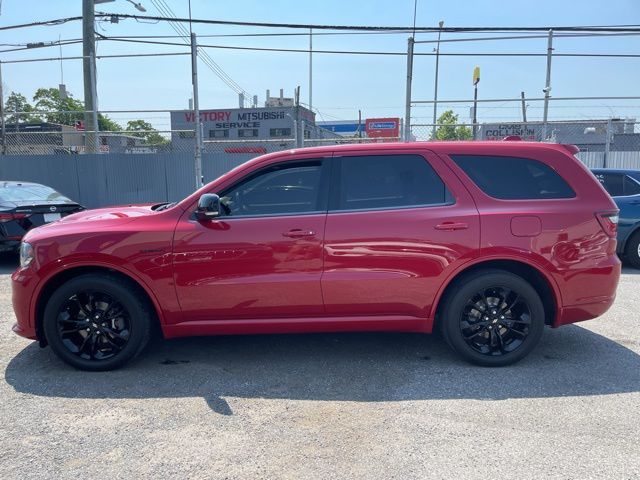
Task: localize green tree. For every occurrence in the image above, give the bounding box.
[434,110,473,141]
[27,87,121,131]
[4,92,37,124]
[98,114,122,132]
[32,87,84,126]
[125,119,168,145]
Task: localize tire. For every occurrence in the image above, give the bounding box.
[624,230,640,269]
[43,273,152,371]
[440,269,545,367]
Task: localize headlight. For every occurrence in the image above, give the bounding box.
[19,242,34,268]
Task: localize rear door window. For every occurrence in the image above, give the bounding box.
[624,175,640,196]
[598,173,625,197]
[450,155,575,200]
[331,154,452,211]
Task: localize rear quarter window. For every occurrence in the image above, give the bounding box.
[450,155,576,200]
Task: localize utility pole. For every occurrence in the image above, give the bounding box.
[521,91,527,123]
[309,28,313,112]
[0,61,5,154]
[404,37,414,141]
[431,20,444,139]
[542,29,553,141]
[191,32,203,189]
[82,0,98,153]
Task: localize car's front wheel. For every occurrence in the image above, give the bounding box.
[440,269,545,367]
[43,273,152,371]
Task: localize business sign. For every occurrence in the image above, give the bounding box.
[481,123,540,141]
[365,117,400,139]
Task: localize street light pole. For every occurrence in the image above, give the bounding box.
[431,20,444,139]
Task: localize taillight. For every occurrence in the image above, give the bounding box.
[0,212,31,223]
[595,211,619,238]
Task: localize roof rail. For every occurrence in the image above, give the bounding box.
[502,135,522,141]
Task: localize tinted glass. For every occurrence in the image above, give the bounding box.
[451,155,575,200]
[334,154,451,211]
[0,183,71,203]
[624,175,640,196]
[221,162,322,216]
[597,173,624,197]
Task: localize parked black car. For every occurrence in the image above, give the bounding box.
[591,168,640,268]
[0,181,83,253]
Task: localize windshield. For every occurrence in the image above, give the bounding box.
[0,183,72,203]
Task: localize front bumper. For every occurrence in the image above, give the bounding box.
[11,267,39,341]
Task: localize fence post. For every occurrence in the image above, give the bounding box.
[604,118,612,168]
[542,29,553,141]
[404,37,414,142]
[0,61,5,155]
[190,32,203,189]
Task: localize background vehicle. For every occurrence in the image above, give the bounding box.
[0,181,83,253]
[12,142,620,371]
[591,168,640,268]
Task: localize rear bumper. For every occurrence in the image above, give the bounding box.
[554,257,621,327]
[556,296,616,327]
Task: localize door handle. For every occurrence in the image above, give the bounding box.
[434,222,469,231]
[282,229,316,238]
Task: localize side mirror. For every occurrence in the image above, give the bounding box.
[196,193,221,220]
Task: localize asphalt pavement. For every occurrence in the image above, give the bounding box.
[0,252,638,479]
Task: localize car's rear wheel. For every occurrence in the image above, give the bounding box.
[440,269,545,367]
[624,230,640,269]
[43,273,151,371]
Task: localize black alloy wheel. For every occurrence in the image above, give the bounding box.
[43,273,151,371]
[56,291,131,361]
[460,287,531,356]
[440,269,545,367]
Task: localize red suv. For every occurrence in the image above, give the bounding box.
[11,142,621,370]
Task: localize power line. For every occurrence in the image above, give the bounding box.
[93,14,640,33]
[97,36,640,58]
[3,14,640,34]
[149,0,253,106]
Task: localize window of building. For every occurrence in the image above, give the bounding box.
[270,128,292,138]
[238,129,259,138]
[451,155,576,200]
[209,129,229,139]
[221,161,323,217]
[332,154,452,211]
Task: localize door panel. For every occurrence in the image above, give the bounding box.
[172,158,329,321]
[173,214,326,320]
[321,149,480,318]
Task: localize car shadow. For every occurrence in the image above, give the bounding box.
[5,325,640,415]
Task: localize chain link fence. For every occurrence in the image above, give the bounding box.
[2,110,640,170]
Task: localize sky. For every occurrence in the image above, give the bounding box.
[1,0,640,130]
